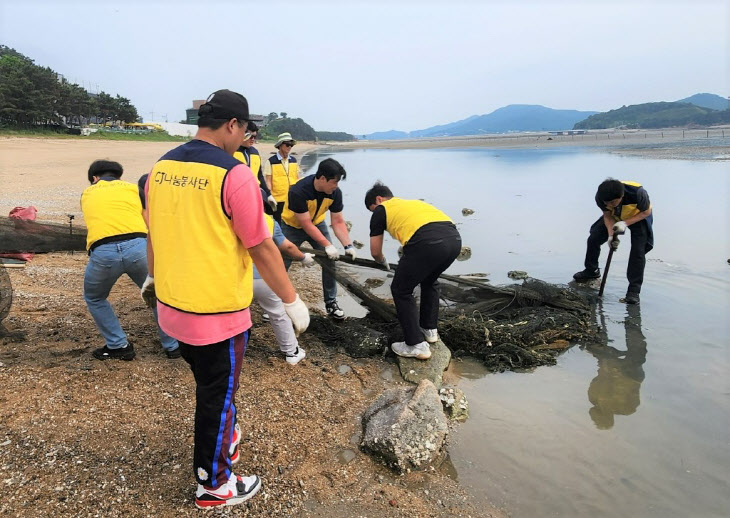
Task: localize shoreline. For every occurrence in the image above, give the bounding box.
[325,127,730,161]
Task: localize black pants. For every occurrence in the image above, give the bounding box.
[584,217,652,294]
[391,223,461,345]
[179,330,249,488]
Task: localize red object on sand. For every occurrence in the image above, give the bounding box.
[0,206,38,262]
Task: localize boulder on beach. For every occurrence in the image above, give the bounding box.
[396,340,451,388]
[461,208,475,216]
[508,270,529,280]
[361,379,448,472]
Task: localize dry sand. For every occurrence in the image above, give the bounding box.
[0,137,500,517]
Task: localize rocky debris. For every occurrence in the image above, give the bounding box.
[345,220,353,231]
[457,247,472,261]
[360,379,448,473]
[306,315,388,357]
[507,270,528,280]
[352,240,364,249]
[363,277,385,289]
[396,340,451,389]
[439,386,469,421]
[461,208,475,216]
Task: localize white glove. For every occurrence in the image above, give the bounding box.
[608,234,620,251]
[141,275,156,308]
[325,244,339,260]
[300,253,315,267]
[344,245,357,260]
[376,256,390,271]
[612,221,627,235]
[284,294,310,336]
[266,194,277,212]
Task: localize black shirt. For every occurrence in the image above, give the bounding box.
[287,175,343,214]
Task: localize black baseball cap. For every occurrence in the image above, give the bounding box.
[198,89,250,121]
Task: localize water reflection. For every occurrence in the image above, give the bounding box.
[585,304,647,430]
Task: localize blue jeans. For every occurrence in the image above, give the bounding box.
[83,237,178,351]
[280,221,338,304]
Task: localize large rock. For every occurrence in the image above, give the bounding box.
[439,386,469,421]
[396,340,451,388]
[361,380,448,472]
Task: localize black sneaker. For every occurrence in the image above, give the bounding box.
[165,347,181,359]
[622,292,640,305]
[573,268,601,281]
[92,344,135,361]
[325,300,345,320]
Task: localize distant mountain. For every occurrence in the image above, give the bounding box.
[677,93,729,111]
[364,105,598,140]
[574,101,730,130]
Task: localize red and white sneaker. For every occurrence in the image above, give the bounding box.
[195,473,261,509]
[229,423,241,465]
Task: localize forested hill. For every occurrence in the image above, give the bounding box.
[573,102,730,130]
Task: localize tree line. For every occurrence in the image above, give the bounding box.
[574,101,730,130]
[261,111,354,142]
[0,46,139,129]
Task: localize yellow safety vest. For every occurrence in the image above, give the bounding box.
[148,142,253,314]
[233,148,261,180]
[80,179,148,250]
[269,155,299,202]
[380,198,452,245]
[617,181,650,221]
[281,197,334,228]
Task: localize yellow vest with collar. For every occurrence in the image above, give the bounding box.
[380,198,452,245]
[281,197,334,228]
[80,179,148,250]
[148,144,253,314]
[269,155,299,202]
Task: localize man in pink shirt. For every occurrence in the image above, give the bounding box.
[142,89,309,509]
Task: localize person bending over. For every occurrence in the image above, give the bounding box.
[280,158,355,320]
[365,182,461,360]
[81,159,179,360]
[573,178,653,304]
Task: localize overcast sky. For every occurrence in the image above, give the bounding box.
[1,0,728,134]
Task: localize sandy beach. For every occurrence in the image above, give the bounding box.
[0,137,499,517]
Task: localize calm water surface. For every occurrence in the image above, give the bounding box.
[303,146,729,517]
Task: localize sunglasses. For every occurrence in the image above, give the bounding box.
[281,141,294,147]
[244,132,257,140]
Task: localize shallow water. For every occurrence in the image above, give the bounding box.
[304,146,730,517]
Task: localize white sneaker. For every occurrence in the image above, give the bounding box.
[391,341,431,360]
[195,472,261,509]
[420,327,439,343]
[285,346,306,365]
[261,312,270,322]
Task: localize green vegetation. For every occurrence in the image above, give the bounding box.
[574,102,730,129]
[315,131,355,142]
[0,45,139,129]
[0,127,188,141]
[260,113,354,142]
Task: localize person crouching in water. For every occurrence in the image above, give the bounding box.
[365,182,461,360]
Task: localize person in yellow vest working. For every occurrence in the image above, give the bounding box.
[233,122,275,211]
[254,190,316,364]
[262,132,299,222]
[142,89,310,509]
[573,178,654,304]
[281,158,355,320]
[365,182,462,360]
[80,160,179,360]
